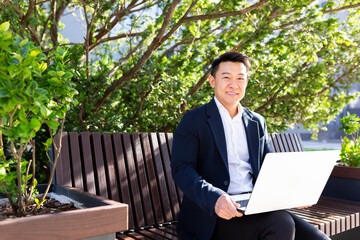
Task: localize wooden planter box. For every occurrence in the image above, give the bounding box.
[323,166,360,202]
[331,166,360,180]
[0,185,128,240]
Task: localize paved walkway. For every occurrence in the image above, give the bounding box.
[302,140,341,150]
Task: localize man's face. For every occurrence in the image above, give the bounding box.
[209,61,248,111]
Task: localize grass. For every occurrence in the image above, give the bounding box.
[304,148,337,151]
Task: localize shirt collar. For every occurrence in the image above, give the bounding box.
[214,97,244,120]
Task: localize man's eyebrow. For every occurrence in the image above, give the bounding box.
[220,72,245,76]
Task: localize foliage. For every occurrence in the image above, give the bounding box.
[0,21,78,217]
[339,112,360,167]
[1,0,359,136]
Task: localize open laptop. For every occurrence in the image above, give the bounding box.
[232,150,339,215]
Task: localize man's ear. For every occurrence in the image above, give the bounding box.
[209,75,215,88]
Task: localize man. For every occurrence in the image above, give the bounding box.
[170,52,330,240]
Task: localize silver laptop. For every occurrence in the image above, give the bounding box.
[232,150,339,215]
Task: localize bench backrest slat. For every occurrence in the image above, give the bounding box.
[69,132,84,189]
[80,132,97,195]
[92,132,108,198]
[149,132,174,223]
[55,132,72,186]
[54,132,303,230]
[140,133,165,224]
[112,133,135,229]
[102,132,120,202]
[131,133,155,227]
[123,132,146,228]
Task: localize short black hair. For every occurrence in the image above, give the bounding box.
[210,52,251,77]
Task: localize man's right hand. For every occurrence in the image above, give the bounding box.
[214,194,243,219]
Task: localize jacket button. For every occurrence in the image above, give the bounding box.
[224,181,228,186]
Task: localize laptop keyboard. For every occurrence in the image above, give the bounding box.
[236,199,249,207]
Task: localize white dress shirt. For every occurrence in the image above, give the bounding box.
[214,97,254,195]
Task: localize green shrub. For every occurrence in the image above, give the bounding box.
[0,22,77,217]
[339,112,360,167]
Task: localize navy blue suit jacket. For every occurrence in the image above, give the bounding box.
[171,98,273,240]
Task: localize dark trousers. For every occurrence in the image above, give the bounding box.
[211,210,330,240]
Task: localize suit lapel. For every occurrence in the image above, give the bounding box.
[206,99,228,171]
[242,110,261,179]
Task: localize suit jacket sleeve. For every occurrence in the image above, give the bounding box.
[171,111,225,217]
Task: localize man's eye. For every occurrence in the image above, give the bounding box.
[238,78,244,81]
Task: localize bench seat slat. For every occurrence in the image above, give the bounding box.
[135,229,173,240]
[147,227,180,239]
[119,231,153,240]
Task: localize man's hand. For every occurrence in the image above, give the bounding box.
[214,194,243,219]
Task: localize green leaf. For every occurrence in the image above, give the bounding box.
[37,52,47,61]
[0,167,5,176]
[9,57,20,65]
[56,47,66,57]
[30,81,38,92]
[19,39,28,48]
[57,71,65,77]
[14,93,26,103]
[29,118,41,131]
[23,56,35,66]
[45,119,60,129]
[40,105,50,117]
[0,71,9,80]
[29,49,40,57]
[0,22,10,31]
[36,88,48,96]
[18,108,27,123]
[44,137,53,148]
[0,88,10,98]
[49,77,60,84]
[39,62,47,73]
[20,47,28,58]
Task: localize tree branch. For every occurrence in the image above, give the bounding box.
[107,38,144,79]
[89,32,143,51]
[323,3,360,14]
[184,0,270,22]
[272,3,360,31]
[93,0,182,112]
[82,0,99,79]
[255,62,311,113]
[50,0,57,45]
[91,0,139,49]
[317,65,359,96]
[124,73,162,127]
[129,0,162,14]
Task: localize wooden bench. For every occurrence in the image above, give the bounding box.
[53,132,360,239]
